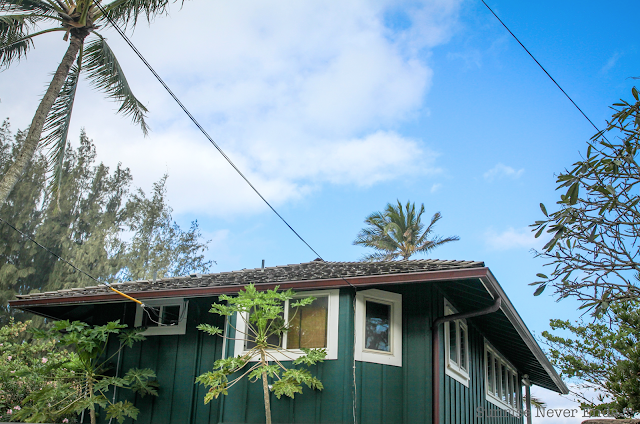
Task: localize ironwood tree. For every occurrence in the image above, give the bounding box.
[0,0,184,208]
[542,299,640,416]
[0,123,211,324]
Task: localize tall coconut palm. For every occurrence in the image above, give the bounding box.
[353,200,459,261]
[0,0,178,207]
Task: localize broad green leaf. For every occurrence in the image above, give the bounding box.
[533,285,546,296]
[540,203,548,217]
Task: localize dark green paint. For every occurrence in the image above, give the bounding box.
[91,284,524,424]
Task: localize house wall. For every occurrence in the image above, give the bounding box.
[98,284,524,424]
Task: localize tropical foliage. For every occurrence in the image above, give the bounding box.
[0,123,211,324]
[13,320,157,424]
[0,319,156,424]
[196,284,326,424]
[0,0,182,207]
[542,300,640,417]
[531,86,640,312]
[353,200,459,261]
[0,319,76,423]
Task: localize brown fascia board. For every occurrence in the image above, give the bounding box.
[480,270,569,395]
[10,267,489,308]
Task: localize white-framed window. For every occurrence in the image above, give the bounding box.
[444,299,469,386]
[485,341,521,412]
[354,289,402,367]
[134,298,188,336]
[233,289,340,361]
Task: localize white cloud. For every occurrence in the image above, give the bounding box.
[530,385,614,424]
[0,0,463,217]
[483,163,524,181]
[600,52,621,74]
[485,227,544,251]
[530,386,583,424]
[430,183,442,193]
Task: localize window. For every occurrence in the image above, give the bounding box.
[485,341,521,412]
[233,289,340,361]
[134,298,188,336]
[354,289,402,367]
[444,299,469,386]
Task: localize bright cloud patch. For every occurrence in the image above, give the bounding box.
[0,0,463,217]
[483,163,524,181]
[485,227,544,251]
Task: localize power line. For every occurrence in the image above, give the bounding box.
[93,1,358,294]
[479,0,602,134]
[0,215,147,306]
[92,1,330,266]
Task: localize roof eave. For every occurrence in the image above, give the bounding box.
[10,266,489,308]
[481,270,569,395]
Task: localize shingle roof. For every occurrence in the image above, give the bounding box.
[14,259,484,302]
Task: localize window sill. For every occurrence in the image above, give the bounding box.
[237,348,334,362]
[445,365,469,387]
[486,393,521,415]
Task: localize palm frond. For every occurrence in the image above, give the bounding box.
[0,12,52,66]
[354,201,459,261]
[41,60,81,197]
[360,251,400,262]
[416,235,460,254]
[99,0,177,29]
[0,0,54,14]
[83,34,149,135]
[0,26,65,67]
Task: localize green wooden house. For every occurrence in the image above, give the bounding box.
[10,259,567,424]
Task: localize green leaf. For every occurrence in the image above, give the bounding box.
[539,203,548,217]
[123,368,159,397]
[106,401,139,424]
[568,182,580,205]
[533,285,546,296]
[536,273,548,279]
[633,87,639,101]
[197,323,222,336]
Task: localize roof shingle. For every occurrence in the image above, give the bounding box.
[14,259,484,301]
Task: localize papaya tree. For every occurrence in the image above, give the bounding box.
[13,320,159,424]
[196,284,326,424]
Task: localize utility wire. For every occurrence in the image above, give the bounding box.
[92,1,333,269]
[93,1,358,295]
[0,215,146,306]
[479,0,602,134]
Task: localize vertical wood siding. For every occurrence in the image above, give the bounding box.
[96,284,525,424]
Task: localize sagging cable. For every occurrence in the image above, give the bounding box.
[0,215,147,308]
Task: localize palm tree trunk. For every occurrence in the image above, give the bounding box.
[260,351,272,424]
[0,34,84,208]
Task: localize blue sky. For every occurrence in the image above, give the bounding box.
[1,0,639,419]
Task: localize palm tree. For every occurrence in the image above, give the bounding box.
[353,200,459,261]
[0,0,177,207]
